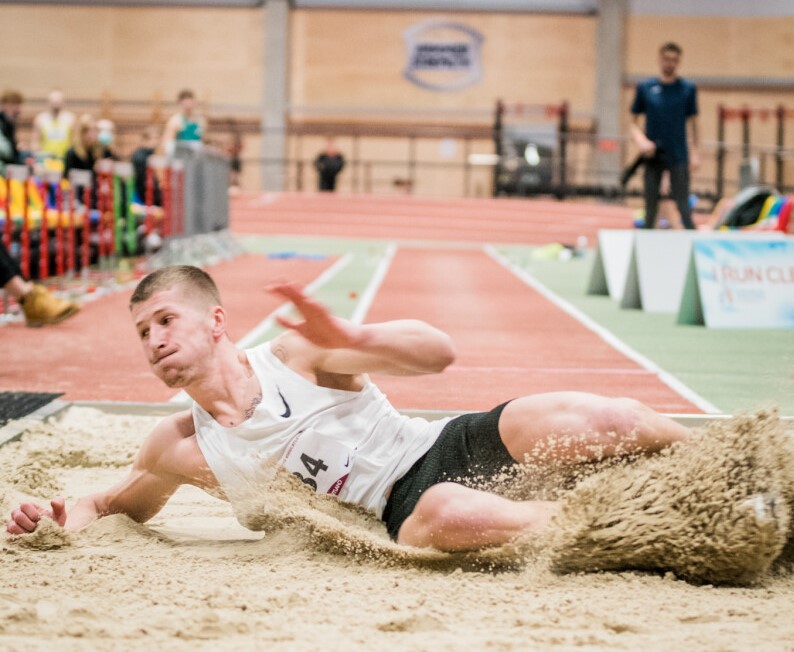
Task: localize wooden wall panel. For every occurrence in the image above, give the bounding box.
[290,10,596,111]
[627,15,794,78]
[0,4,263,104]
[1,4,792,194]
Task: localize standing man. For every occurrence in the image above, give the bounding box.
[31,89,76,168]
[630,42,699,230]
[314,138,345,192]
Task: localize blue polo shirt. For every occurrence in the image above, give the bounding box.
[631,77,698,165]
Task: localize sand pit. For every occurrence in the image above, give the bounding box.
[2,406,794,651]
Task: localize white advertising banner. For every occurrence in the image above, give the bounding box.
[586,229,635,300]
[620,230,786,314]
[678,239,794,328]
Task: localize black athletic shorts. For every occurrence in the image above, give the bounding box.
[381,401,516,541]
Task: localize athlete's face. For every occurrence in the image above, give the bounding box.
[131,286,221,388]
[659,50,680,79]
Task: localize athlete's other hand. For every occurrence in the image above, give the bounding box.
[6,498,67,535]
[268,282,362,349]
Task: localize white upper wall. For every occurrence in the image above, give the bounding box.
[7,0,794,15]
[630,0,793,16]
[294,0,793,15]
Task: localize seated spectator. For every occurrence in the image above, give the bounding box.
[162,89,206,156]
[0,89,23,173]
[228,129,243,193]
[64,114,114,208]
[131,126,162,205]
[31,89,76,170]
[96,118,118,157]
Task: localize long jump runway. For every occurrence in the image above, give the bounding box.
[0,192,700,413]
[365,246,698,413]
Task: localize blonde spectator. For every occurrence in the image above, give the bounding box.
[64,114,115,208]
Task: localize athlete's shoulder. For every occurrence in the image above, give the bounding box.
[267,331,325,380]
[242,337,284,366]
[149,410,196,445]
[134,410,195,470]
[269,331,313,360]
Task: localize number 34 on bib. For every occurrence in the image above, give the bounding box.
[279,429,354,496]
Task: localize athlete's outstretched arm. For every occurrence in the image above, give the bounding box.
[268,281,456,376]
[6,412,199,534]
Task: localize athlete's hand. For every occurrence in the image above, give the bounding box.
[6,498,67,535]
[268,282,362,349]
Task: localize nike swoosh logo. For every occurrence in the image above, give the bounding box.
[277,387,291,419]
[343,455,350,468]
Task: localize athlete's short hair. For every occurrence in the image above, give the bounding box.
[660,42,683,56]
[177,89,195,102]
[129,265,222,310]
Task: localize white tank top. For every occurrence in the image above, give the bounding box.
[193,341,452,528]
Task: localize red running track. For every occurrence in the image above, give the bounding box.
[232,192,635,246]
[0,193,701,412]
[365,247,700,413]
[0,254,335,402]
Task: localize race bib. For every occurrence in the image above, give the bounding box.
[279,429,354,496]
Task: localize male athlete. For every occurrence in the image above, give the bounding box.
[7,265,691,550]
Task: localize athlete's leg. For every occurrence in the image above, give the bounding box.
[397,393,689,551]
[397,482,559,551]
[498,391,691,464]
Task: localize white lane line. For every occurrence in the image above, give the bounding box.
[447,366,656,375]
[484,245,721,414]
[169,253,354,403]
[234,253,354,349]
[349,243,398,324]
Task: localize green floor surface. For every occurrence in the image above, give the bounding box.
[496,246,794,415]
